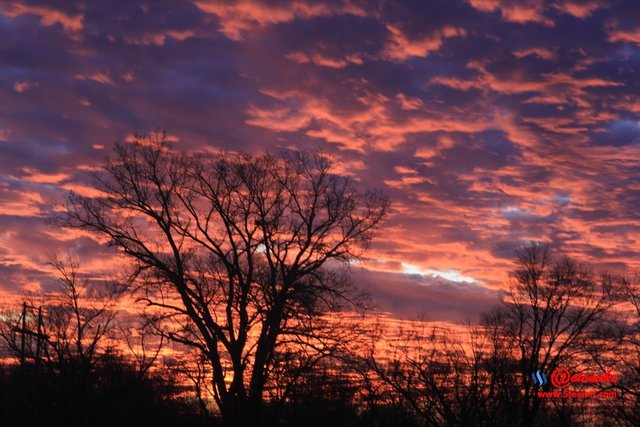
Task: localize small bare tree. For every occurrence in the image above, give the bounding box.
[600,275,640,426]
[58,134,388,426]
[365,324,492,427]
[483,242,619,426]
[360,245,623,427]
[0,256,127,424]
[0,255,121,371]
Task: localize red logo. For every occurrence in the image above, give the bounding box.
[550,368,617,388]
[550,368,571,388]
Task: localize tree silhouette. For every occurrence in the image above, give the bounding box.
[482,242,618,426]
[0,256,190,427]
[361,243,623,427]
[0,255,122,371]
[601,275,640,426]
[58,134,388,426]
[363,324,492,427]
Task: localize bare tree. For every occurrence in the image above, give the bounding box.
[357,244,623,427]
[0,255,121,371]
[58,134,388,426]
[364,324,493,427]
[120,318,165,378]
[0,255,131,425]
[601,275,640,426]
[482,242,619,426]
[166,352,213,420]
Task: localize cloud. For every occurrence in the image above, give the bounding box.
[14,167,71,184]
[122,29,196,46]
[285,51,363,68]
[352,268,499,323]
[607,27,640,44]
[467,0,554,26]
[193,0,365,40]
[73,72,115,85]
[383,24,467,61]
[0,1,83,32]
[247,88,493,152]
[0,0,640,323]
[13,81,39,93]
[554,1,605,18]
[512,47,555,60]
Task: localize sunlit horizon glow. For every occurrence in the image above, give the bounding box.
[400,263,479,284]
[1,0,640,324]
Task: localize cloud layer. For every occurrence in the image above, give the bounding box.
[2,0,640,322]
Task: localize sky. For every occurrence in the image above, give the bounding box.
[1,0,640,323]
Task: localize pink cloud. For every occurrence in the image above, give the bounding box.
[608,27,640,44]
[123,30,196,46]
[554,0,605,18]
[0,189,44,217]
[247,88,493,152]
[73,72,115,86]
[1,2,83,32]
[13,81,39,93]
[512,47,555,59]
[193,0,365,40]
[467,0,554,26]
[383,25,466,61]
[16,167,71,184]
[285,51,364,68]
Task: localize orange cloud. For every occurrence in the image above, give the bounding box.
[285,51,363,68]
[608,27,640,44]
[246,105,312,132]
[555,1,604,18]
[467,0,554,26]
[247,89,493,152]
[0,189,44,217]
[73,72,115,86]
[384,166,434,189]
[396,94,425,111]
[487,61,616,94]
[1,2,83,32]
[194,0,365,40]
[17,167,70,184]
[13,81,38,93]
[123,30,196,46]
[383,25,466,61]
[512,47,555,60]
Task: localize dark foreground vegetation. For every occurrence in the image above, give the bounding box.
[0,357,196,427]
[1,136,639,426]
